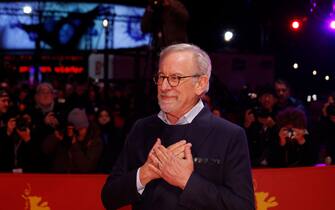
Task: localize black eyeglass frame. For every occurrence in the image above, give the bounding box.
[153,73,202,87]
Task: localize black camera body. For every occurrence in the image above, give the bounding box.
[286,128,295,140]
[16,117,29,131]
[251,106,271,118]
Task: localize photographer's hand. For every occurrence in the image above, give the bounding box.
[44,112,59,128]
[6,118,16,136]
[279,127,288,146]
[244,109,255,128]
[292,128,306,145]
[16,128,31,143]
[54,130,64,141]
[71,135,77,144]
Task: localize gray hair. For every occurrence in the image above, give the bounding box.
[159,43,212,92]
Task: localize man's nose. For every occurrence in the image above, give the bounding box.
[160,78,172,90]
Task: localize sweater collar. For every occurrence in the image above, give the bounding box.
[157,100,204,125]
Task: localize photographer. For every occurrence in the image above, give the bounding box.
[0,88,10,128]
[315,100,335,165]
[0,112,37,172]
[42,108,102,173]
[271,107,316,167]
[243,87,278,167]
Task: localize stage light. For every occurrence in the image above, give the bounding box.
[293,62,299,69]
[312,70,317,75]
[23,5,32,14]
[102,19,109,28]
[330,20,335,29]
[223,30,234,42]
[312,94,317,101]
[325,75,330,80]
[290,19,301,31]
[307,95,311,102]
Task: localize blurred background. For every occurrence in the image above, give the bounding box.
[1,0,335,173]
[1,0,335,104]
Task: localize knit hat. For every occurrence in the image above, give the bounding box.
[67,108,89,129]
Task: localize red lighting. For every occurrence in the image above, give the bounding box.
[54,66,84,74]
[290,19,301,31]
[39,66,52,73]
[19,66,30,73]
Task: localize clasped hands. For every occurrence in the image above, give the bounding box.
[279,127,306,146]
[140,138,194,190]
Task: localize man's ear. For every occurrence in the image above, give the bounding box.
[195,75,208,95]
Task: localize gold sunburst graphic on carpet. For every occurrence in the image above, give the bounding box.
[255,191,279,210]
[22,184,51,210]
[253,179,278,210]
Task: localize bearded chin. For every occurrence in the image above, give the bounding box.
[158,99,175,113]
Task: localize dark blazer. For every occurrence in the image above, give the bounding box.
[101,106,255,210]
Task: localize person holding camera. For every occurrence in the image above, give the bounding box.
[42,108,102,173]
[243,86,278,167]
[0,88,10,128]
[0,111,36,173]
[270,107,316,167]
[315,95,335,165]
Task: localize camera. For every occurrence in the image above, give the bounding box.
[251,106,271,118]
[286,128,295,140]
[16,117,30,131]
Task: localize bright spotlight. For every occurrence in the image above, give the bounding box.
[23,5,32,14]
[312,94,317,101]
[102,19,109,28]
[293,63,299,69]
[307,95,311,102]
[290,19,301,31]
[223,30,233,42]
[325,75,330,81]
[330,20,335,29]
[312,70,317,75]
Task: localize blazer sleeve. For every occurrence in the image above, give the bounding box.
[178,127,255,210]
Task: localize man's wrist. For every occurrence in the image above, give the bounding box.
[139,165,151,186]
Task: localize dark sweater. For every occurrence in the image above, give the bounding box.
[101,106,255,210]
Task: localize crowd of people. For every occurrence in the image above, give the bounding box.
[0,75,333,174]
[0,79,132,173]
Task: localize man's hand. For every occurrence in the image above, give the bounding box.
[139,138,188,186]
[292,128,306,145]
[139,139,162,186]
[6,118,16,136]
[167,139,187,159]
[44,112,59,128]
[244,109,255,128]
[16,128,31,143]
[152,143,194,189]
[278,127,288,146]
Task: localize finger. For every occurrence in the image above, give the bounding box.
[150,138,162,154]
[154,138,162,148]
[148,163,161,176]
[167,140,186,151]
[170,144,186,157]
[176,152,185,159]
[149,150,161,166]
[184,143,193,161]
[154,145,170,163]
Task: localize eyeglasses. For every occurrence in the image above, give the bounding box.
[153,73,201,87]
